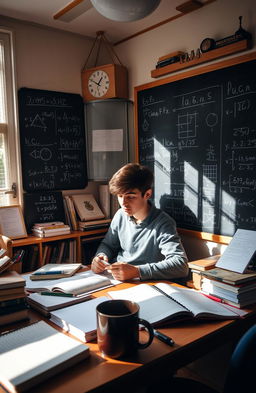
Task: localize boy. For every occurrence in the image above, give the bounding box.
[91,163,188,281]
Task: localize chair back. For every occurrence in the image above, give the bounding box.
[223,324,256,393]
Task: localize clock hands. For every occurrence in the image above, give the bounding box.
[89,76,103,86]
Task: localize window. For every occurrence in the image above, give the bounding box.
[0,29,20,206]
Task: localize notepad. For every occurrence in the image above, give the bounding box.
[0,320,90,393]
[50,296,108,342]
[108,283,246,326]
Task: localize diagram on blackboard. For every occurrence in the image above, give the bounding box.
[18,88,87,191]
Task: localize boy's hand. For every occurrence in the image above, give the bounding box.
[91,254,109,273]
[107,262,140,281]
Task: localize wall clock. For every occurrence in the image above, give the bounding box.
[82,63,128,102]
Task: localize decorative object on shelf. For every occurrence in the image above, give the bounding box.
[81,31,128,102]
[200,16,252,53]
[155,50,185,69]
[90,0,161,22]
[151,39,250,78]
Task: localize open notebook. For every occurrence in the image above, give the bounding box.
[108,283,247,326]
[0,321,89,393]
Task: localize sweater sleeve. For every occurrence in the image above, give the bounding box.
[138,219,189,280]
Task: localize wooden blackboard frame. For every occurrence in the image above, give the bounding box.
[134,51,256,242]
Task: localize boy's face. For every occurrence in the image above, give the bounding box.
[117,188,152,217]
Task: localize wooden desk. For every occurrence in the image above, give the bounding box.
[1,282,256,393]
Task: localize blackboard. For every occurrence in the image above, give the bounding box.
[23,191,65,232]
[18,88,87,191]
[135,52,256,237]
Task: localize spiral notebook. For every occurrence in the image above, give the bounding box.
[0,321,90,393]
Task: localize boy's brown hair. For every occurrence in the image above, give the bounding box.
[109,163,153,196]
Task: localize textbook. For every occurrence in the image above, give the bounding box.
[50,296,108,342]
[200,268,256,285]
[23,270,116,296]
[27,292,92,316]
[0,320,90,393]
[108,283,246,326]
[71,194,105,221]
[30,263,82,280]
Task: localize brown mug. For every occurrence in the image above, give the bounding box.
[96,299,154,359]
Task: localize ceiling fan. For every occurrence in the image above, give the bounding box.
[53,0,162,23]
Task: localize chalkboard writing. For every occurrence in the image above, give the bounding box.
[136,54,256,236]
[23,191,65,232]
[18,88,87,191]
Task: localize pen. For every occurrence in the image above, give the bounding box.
[40,291,73,297]
[34,271,63,275]
[153,329,175,346]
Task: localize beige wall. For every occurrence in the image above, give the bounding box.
[117,0,256,99]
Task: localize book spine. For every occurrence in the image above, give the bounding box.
[99,185,110,218]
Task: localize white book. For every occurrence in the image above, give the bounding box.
[29,263,82,280]
[99,184,110,218]
[108,283,247,326]
[0,320,89,393]
[71,194,105,221]
[50,296,109,342]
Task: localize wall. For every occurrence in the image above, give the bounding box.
[117,0,256,100]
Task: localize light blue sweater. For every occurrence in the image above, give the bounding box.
[96,204,188,280]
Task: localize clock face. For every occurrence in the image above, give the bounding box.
[88,70,110,98]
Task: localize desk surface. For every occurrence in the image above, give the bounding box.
[1,281,256,393]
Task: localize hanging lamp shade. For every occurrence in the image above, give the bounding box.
[91,0,161,22]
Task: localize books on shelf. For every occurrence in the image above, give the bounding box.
[216,228,256,273]
[27,292,92,316]
[107,283,246,326]
[78,218,111,231]
[71,194,105,221]
[30,263,82,281]
[23,270,117,297]
[64,196,78,230]
[32,223,71,237]
[50,296,109,342]
[0,320,90,393]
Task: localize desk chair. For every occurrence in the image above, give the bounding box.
[148,324,256,393]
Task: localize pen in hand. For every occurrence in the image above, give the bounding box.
[153,329,175,346]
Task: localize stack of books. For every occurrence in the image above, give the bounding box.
[78,218,111,231]
[188,256,218,290]
[200,268,256,308]
[0,270,28,326]
[32,221,71,237]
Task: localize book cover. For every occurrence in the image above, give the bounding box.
[0,270,26,289]
[0,321,89,392]
[72,194,105,221]
[30,263,82,281]
[99,185,110,218]
[201,268,256,285]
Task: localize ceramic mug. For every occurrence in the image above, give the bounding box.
[96,299,154,358]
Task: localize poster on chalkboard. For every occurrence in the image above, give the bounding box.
[23,192,66,233]
[18,88,88,191]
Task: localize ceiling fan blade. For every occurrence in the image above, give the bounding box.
[53,0,93,22]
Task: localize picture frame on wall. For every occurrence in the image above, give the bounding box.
[0,205,28,239]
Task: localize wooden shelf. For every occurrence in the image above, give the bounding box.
[10,228,108,272]
[151,39,250,78]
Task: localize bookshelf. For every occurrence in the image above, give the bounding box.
[10,228,108,273]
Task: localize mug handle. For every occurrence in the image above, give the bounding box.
[138,318,154,349]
